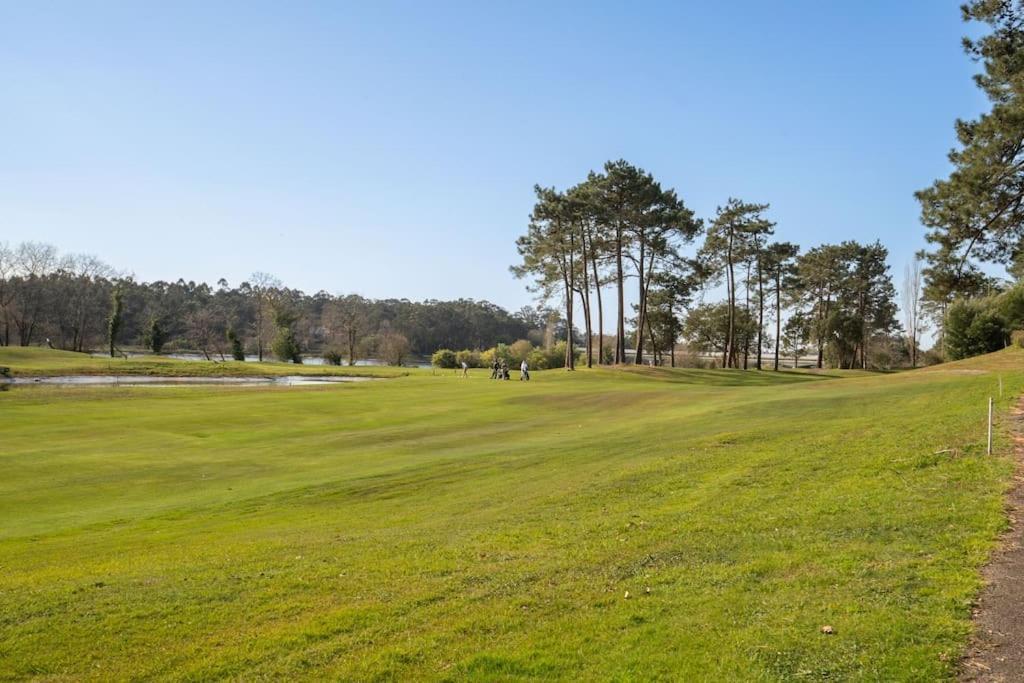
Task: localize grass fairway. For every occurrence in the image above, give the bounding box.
[1,349,1022,680]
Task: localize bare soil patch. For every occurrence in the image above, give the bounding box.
[961,398,1024,682]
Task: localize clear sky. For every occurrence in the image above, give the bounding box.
[1,1,988,315]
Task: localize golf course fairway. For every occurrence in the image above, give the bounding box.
[2,347,1022,680]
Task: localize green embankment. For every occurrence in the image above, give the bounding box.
[1,347,1021,680]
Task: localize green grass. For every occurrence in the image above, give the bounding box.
[1,348,1022,680]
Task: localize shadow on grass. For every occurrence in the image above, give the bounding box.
[609,366,837,386]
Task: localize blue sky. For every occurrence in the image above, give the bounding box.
[1,1,987,315]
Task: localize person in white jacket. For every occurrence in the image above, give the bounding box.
[520,359,530,381]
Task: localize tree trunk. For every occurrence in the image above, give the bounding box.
[615,225,625,364]
[773,272,781,371]
[815,293,823,369]
[580,225,593,368]
[939,301,947,358]
[634,232,646,365]
[565,228,576,371]
[756,256,764,371]
[563,277,575,370]
[816,293,831,369]
[579,287,592,369]
[743,261,750,370]
[592,254,604,364]
[913,323,921,370]
[860,291,868,370]
[257,309,264,362]
[646,314,658,366]
[725,229,735,368]
[583,294,592,368]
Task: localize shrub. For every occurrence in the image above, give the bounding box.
[323,349,343,365]
[996,284,1024,329]
[480,343,512,367]
[144,318,167,354]
[272,327,302,363]
[227,329,245,361]
[455,349,482,368]
[508,339,533,363]
[945,300,1006,360]
[527,349,548,370]
[431,349,458,369]
[379,332,410,366]
[538,340,578,369]
[1012,330,1024,349]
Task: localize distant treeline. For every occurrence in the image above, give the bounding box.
[0,242,569,364]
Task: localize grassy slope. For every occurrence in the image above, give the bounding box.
[1,348,1022,680]
[0,347,414,378]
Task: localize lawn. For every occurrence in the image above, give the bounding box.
[1,348,1022,680]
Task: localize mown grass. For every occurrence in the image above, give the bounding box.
[1,348,1022,680]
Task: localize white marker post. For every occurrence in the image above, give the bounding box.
[988,397,994,456]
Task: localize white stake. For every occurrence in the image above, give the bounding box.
[988,397,993,456]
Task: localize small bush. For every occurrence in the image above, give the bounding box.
[272,327,302,363]
[480,343,512,367]
[323,349,343,365]
[455,349,482,368]
[379,332,410,366]
[145,318,166,354]
[539,340,578,369]
[227,329,245,361]
[432,349,458,369]
[508,339,533,363]
[945,300,1006,360]
[1012,330,1024,349]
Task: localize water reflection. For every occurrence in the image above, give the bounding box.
[88,351,431,368]
[1,375,378,388]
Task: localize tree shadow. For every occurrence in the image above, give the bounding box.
[611,366,838,386]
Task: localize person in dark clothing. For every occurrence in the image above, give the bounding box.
[500,359,510,380]
[490,359,500,379]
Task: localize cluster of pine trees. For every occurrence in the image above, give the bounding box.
[513,161,903,370]
[913,0,1024,358]
[518,2,1024,369]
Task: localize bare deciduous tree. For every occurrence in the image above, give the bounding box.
[902,255,926,368]
[248,271,281,362]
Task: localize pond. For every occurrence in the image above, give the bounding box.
[1,375,378,389]
[88,351,432,368]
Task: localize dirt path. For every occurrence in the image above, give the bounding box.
[961,398,1024,682]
